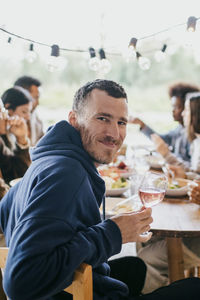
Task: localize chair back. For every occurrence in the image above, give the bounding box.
[0,247,92,300]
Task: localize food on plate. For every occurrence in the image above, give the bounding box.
[168,182,180,189]
[165,178,190,197]
[103,176,128,190]
[98,161,133,179]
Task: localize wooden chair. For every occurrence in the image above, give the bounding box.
[0,247,93,300]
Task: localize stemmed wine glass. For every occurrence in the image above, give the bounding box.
[138,171,168,235]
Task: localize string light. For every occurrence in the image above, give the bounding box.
[187,16,197,32]
[0,15,199,71]
[88,47,100,71]
[47,44,67,72]
[137,52,151,70]
[99,48,111,74]
[154,44,167,62]
[25,43,37,63]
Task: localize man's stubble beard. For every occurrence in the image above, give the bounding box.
[77,124,118,165]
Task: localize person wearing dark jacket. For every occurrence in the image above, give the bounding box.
[0,79,200,300]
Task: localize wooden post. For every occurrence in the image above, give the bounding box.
[166,237,184,283]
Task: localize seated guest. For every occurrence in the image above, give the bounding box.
[152,91,200,177]
[14,76,44,146]
[129,82,200,162]
[0,87,32,183]
[138,91,200,293]
[0,79,200,300]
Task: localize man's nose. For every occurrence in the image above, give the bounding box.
[107,122,120,139]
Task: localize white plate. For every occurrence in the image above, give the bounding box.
[166,178,190,197]
[106,182,130,196]
[119,168,135,178]
[145,155,165,169]
[100,195,142,216]
[9,178,22,187]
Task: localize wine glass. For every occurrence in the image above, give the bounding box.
[138,171,168,235]
[139,171,167,207]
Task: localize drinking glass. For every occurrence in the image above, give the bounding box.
[138,171,168,235]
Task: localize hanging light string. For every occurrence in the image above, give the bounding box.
[0,16,199,56]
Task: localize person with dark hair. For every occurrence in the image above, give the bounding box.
[14,75,44,146]
[129,82,200,162]
[1,79,200,300]
[0,87,31,183]
[138,91,200,294]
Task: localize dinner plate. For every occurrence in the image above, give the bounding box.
[166,178,191,197]
[9,178,22,187]
[100,195,142,216]
[118,168,135,178]
[106,182,130,196]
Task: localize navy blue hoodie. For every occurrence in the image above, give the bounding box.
[0,120,129,300]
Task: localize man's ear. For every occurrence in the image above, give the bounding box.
[68,111,79,129]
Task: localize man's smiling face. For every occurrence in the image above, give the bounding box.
[69,89,128,166]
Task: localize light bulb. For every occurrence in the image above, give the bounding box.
[100,58,111,74]
[138,56,151,70]
[46,44,67,72]
[25,43,37,63]
[47,56,67,72]
[123,45,136,62]
[98,48,111,74]
[187,16,197,32]
[154,50,166,62]
[88,57,100,71]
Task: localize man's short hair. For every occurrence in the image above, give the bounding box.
[168,82,200,105]
[14,76,41,90]
[72,79,127,113]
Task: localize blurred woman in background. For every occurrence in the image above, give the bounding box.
[139,92,200,293]
[0,87,32,184]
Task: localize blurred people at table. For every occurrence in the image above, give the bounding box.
[14,75,44,146]
[138,91,200,294]
[129,82,200,162]
[0,87,31,183]
[153,92,200,179]
[1,79,200,300]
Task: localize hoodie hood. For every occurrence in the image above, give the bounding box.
[30,120,105,204]
[31,120,94,170]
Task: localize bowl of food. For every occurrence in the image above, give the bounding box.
[166,178,191,197]
[103,176,130,196]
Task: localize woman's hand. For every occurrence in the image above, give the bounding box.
[150,134,169,157]
[188,181,200,204]
[8,116,29,145]
[167,164,186,179]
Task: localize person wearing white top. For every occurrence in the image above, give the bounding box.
[139,92,200,293]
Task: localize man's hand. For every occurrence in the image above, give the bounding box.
[111,207,153,243]
[151,134,169,157]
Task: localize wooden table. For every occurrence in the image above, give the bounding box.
[104,195,200,282]
[151,197,200,282]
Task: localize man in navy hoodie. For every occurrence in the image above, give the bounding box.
[0,79,200,300]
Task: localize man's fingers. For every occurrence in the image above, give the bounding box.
[138,231,152,243]
[138,207,152,221]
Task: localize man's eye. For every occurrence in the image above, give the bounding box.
[118,121,127,126]
[97,117,107,121]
